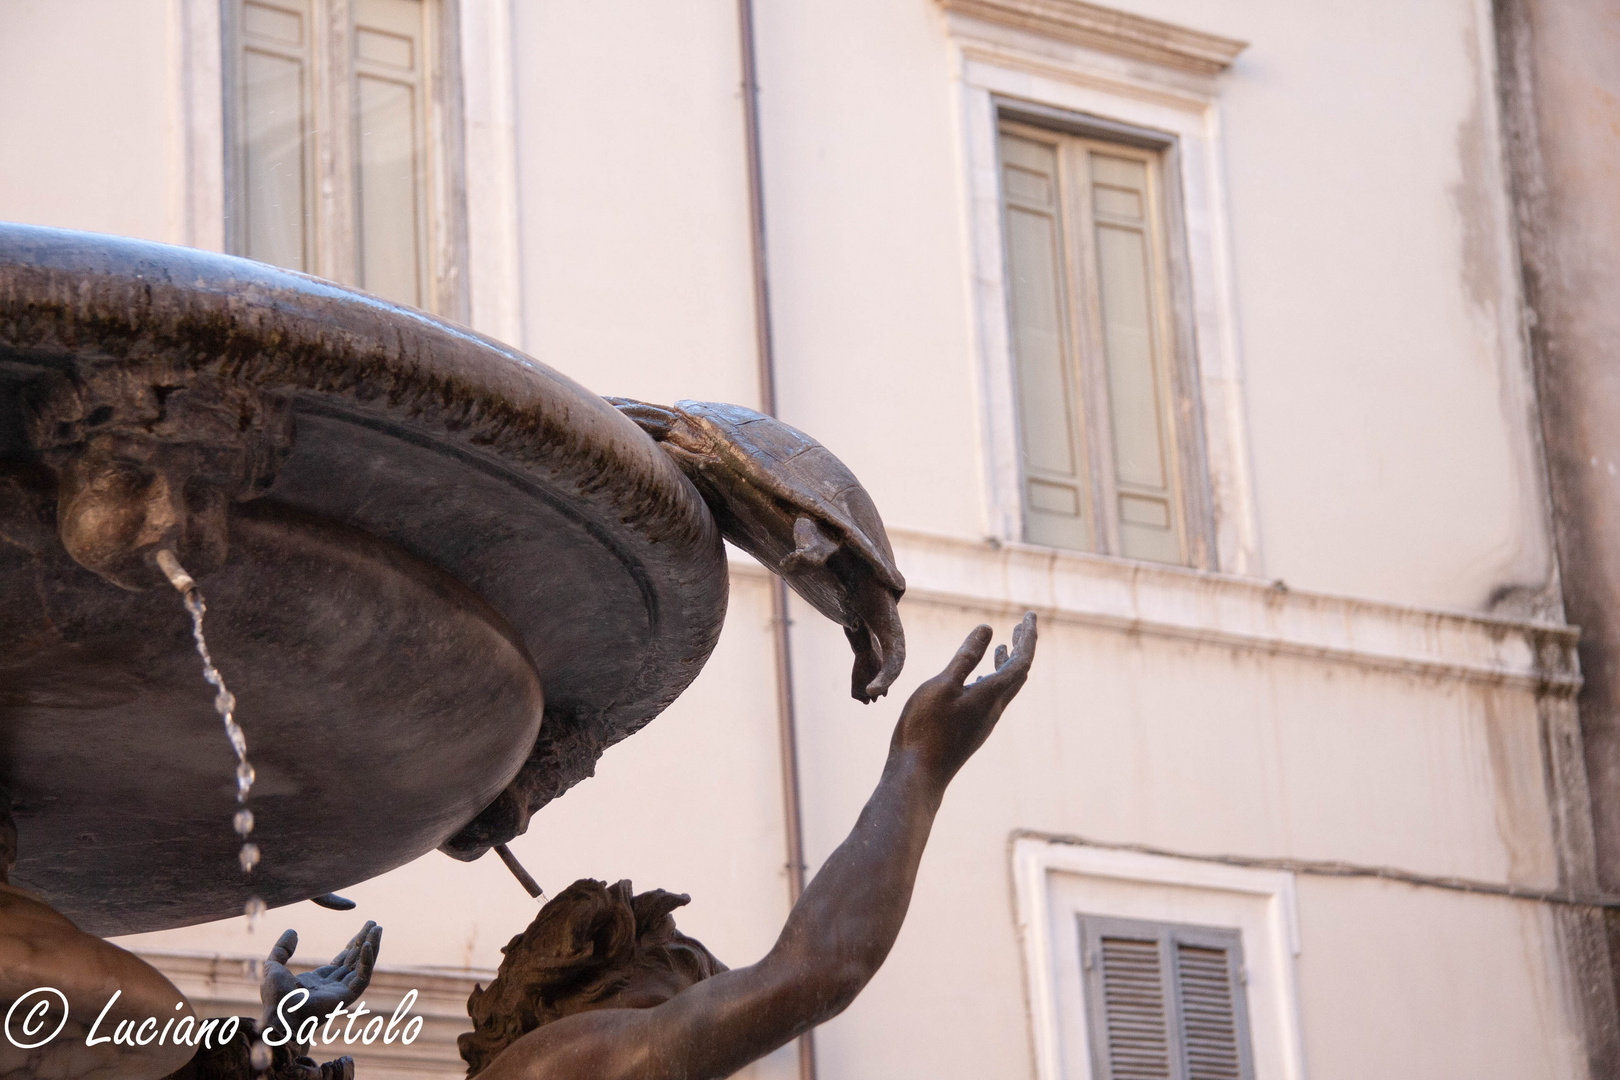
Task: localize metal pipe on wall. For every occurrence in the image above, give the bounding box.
[736,2,817,1077]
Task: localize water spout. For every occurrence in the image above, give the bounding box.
[154,548,266,929]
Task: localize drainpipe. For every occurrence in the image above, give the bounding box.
[736,4,816,1079]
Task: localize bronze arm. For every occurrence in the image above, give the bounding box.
[477,614,1037,1080]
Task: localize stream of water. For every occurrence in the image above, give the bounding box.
[155,550,265,933]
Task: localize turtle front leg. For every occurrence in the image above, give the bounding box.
[781,515,840,573]
[605,396,680,440]
[847,575,906,703]
[846,625,883,703]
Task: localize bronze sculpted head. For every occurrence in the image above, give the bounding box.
[459,879,727,1075]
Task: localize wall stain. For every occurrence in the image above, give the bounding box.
[1452,1,1560,617]
[1481,688,1556,886]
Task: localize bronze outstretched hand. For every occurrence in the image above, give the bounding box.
[892,612,1037,789]
[261,921,382,1042]
[468,615,1038,1080]
[160,922,379,1079]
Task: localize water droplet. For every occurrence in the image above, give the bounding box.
[162,551,268,895]
[245,895,267,934]
[249,1041,272,1069]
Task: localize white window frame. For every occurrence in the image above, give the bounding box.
[169,0,523,346]
[941,7,1261,575]
[1011,836,1308,1080]
[997,111,1209,566]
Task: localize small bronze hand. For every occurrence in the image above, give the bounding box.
[891,612,1038,788]
[260,921,382,1042]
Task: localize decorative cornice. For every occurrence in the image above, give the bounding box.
[734,531,1581,694]
[936,0,1248,76]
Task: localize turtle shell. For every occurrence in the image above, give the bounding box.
[675,401,905,596]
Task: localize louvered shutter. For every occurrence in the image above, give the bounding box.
[1175,941,1245,1080]
[1096,933,1173,1078]
[1079,916,1256,1080]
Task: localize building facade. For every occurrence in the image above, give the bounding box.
[4,0,1616,1077]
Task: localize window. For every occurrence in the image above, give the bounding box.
[1011,839,1306,1080]
[998,119,1199,565]
[224,0,464,314]
[1078,914,1256,1080]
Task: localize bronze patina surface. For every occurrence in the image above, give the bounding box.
[611,399,907,703]
[0,224,729,933]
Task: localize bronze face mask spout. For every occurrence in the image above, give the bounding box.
[53,434,231,592]
[30,374,292,594]
[56,435,185,589]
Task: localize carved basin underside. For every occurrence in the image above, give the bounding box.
[0,225,729,936]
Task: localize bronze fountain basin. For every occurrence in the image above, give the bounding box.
[0,224,729,935]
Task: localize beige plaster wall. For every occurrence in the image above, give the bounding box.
[750,0,1551,613]
[0,0,1556,611]
[0,0,1589,1077]
[504,0,762,410]
[787,599,1582,1078]
[749,0,987,542]
[0,0,184,245]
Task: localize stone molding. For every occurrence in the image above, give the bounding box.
[734,532,1582,694]
[935,0,1247,75]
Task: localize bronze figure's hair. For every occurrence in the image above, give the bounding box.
[459,878,727,1076]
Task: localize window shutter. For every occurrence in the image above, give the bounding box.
[997,119,1199,565]
[999,131,1093,552]
[229,0,448,313]
[1085,151,1183,565]
[1174,942,1245,1080]
[1097,933,1174,1078]
[352,0,433,308]
[231,0,317,273]
[1080,916,1255,1080]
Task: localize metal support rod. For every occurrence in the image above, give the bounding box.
[494,842,544,900]
[737,3,816,1078]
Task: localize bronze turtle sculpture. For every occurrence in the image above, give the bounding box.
[610,399,906,702]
